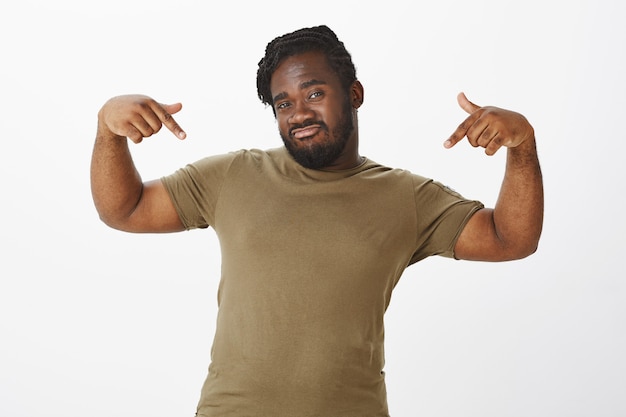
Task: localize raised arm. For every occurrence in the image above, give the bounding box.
[90,94,187,233]
[445,93,544,261]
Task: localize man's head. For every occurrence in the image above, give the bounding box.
[257,26,364,170]
[256,25,358,110]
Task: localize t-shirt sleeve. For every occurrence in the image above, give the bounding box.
[409,175,484,264]
[160,152,239,230]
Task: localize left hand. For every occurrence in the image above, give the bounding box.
[444,92,534,156]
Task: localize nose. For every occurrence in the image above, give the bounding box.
[288,100,316,125]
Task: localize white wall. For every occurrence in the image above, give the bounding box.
[1,1,624,416]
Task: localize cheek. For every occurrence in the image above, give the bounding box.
[276,117,289,136]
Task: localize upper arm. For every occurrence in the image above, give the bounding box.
[454,208,512,262]
[122,179,185,233]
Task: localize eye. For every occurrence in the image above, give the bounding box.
[275,101,291,111]
[308,91,323,100]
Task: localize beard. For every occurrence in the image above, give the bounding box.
[280,100,354,170]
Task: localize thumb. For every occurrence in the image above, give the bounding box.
[457,92,481,114]
[161,102,183,115]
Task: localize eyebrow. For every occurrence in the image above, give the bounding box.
[272,79,328,104]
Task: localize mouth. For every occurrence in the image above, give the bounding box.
[290,124,322,140]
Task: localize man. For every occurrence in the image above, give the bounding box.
[91,25,542,416]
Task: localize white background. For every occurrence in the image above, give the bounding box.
[1,1,625,416]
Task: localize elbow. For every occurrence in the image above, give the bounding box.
[514,242,539,260]
[515,227,543,260]
[95,209,134,233]
[501,236,541,261]
[493,217,543,261]
[92,193,141,233]
[97,215,123,232]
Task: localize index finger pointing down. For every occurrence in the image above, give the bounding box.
[157,102,187,139]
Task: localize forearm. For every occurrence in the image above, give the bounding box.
[493,137,544,257]
[90,121,144,229]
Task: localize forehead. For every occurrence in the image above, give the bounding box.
[270,51,340,93]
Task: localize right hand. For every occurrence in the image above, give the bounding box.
[98,94,187,143]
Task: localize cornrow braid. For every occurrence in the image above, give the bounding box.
[256,25,357,109]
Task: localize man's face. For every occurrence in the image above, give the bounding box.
[270,51,356,170]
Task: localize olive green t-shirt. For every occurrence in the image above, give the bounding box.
[161,147,483,417]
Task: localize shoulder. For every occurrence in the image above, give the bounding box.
[184,148,272,173]
[358,159,433,189]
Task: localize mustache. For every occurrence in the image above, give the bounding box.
[289,120,329,137]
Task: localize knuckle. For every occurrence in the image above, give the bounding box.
[135,100,151,111]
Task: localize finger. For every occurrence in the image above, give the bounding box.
[156,102,186,139]
[473,123,496,148]
[444,93,482,148]
[444,112,479,148]
[457,92,481,114]
[118,99,166,137]
[484,132,505,156]
[125,124,145,144]
[127,111,161,138]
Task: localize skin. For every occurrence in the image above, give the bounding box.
[270,51,364,170]
[91,52,543,261]
[448,92,543,261]
[91,96,186,233]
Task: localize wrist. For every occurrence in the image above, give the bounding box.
[96,114,125,143]
[508,135,539,166]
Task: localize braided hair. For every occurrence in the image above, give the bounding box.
[256,25,357,109]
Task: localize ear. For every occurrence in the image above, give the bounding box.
[351,80,364,109]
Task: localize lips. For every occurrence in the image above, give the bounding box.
[291,124,322,140]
